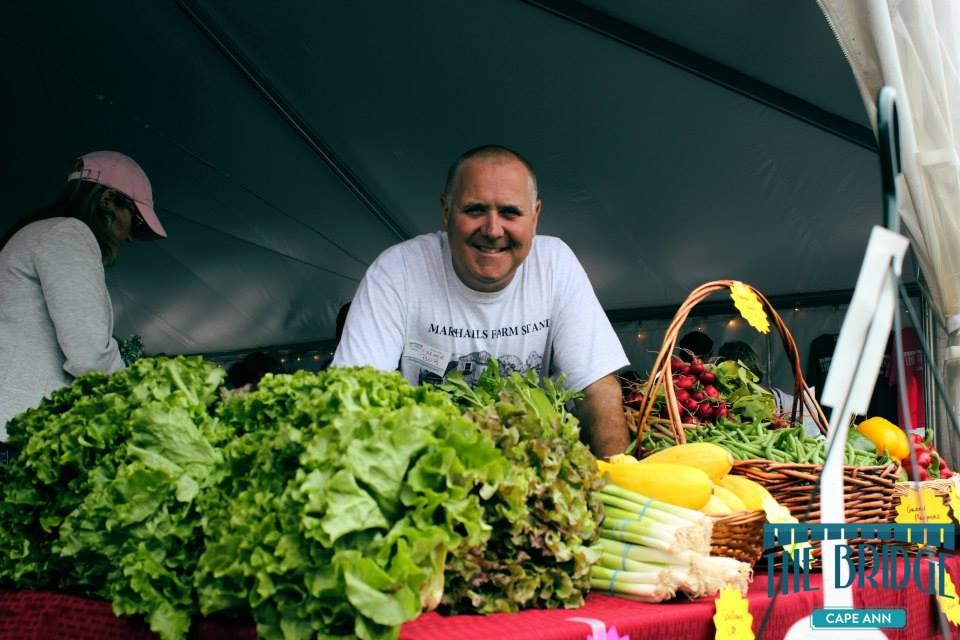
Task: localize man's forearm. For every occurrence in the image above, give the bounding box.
[575,374,630,458]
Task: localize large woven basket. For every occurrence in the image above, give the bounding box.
[631,280,900,564]
[734,460,898,523]
[734,460,897,569]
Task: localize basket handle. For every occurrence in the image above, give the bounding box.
[634,281,829,450]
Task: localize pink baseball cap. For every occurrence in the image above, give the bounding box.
[67,151,167,239]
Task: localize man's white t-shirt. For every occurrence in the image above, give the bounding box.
[333,232,628,390]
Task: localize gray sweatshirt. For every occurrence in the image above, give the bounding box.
[0,217,124,438]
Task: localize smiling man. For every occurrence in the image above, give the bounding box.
[333,145,630,457]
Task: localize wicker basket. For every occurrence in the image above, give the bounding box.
[630,280,901,565]
[886,478,957,521]
[632,280,828,439]
[710,510,766,565]
[733,460,899,523]
[882,478,958,553]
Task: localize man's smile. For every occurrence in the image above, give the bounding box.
[469,239,512,254]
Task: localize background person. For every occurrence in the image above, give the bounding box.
[225,352,284,390]
[0,151,167,445]
[319,302,352,370]
[678,330,714,363]
[334,145,629,457]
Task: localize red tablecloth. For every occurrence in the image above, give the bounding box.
[401,556,959,640]
[2,556,959,640]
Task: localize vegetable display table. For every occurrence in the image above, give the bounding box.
[2,555,958,640]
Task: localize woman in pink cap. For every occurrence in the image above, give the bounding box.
[0,151,167,454]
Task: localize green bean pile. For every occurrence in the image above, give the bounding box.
[640,420,882,466]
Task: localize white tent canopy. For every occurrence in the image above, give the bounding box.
[2,1,890,364]
[820,0,960,461]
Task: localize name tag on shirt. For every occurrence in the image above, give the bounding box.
[402,340,451,378]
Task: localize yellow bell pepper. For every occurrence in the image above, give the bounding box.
[856,416,909,461]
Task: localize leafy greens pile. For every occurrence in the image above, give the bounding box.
[197,367,508,640]
[0,356,227,640]
[710,358,788,422]
[439,361,604,613]
[0,358,604,638]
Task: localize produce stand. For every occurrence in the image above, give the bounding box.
[2,554,957,639]
[3,281,951,638]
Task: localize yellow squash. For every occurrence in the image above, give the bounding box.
[640,443,734,482]
[597,460,712,510]
[700,494,733,516]
[711,485,747,512]
[717,475,775,511]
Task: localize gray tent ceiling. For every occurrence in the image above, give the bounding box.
[1,1,886,357]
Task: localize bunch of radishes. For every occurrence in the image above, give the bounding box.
[621,372,645,411]
[902,433,952,480]
[667,356,729,425]
[621,357,732,425]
